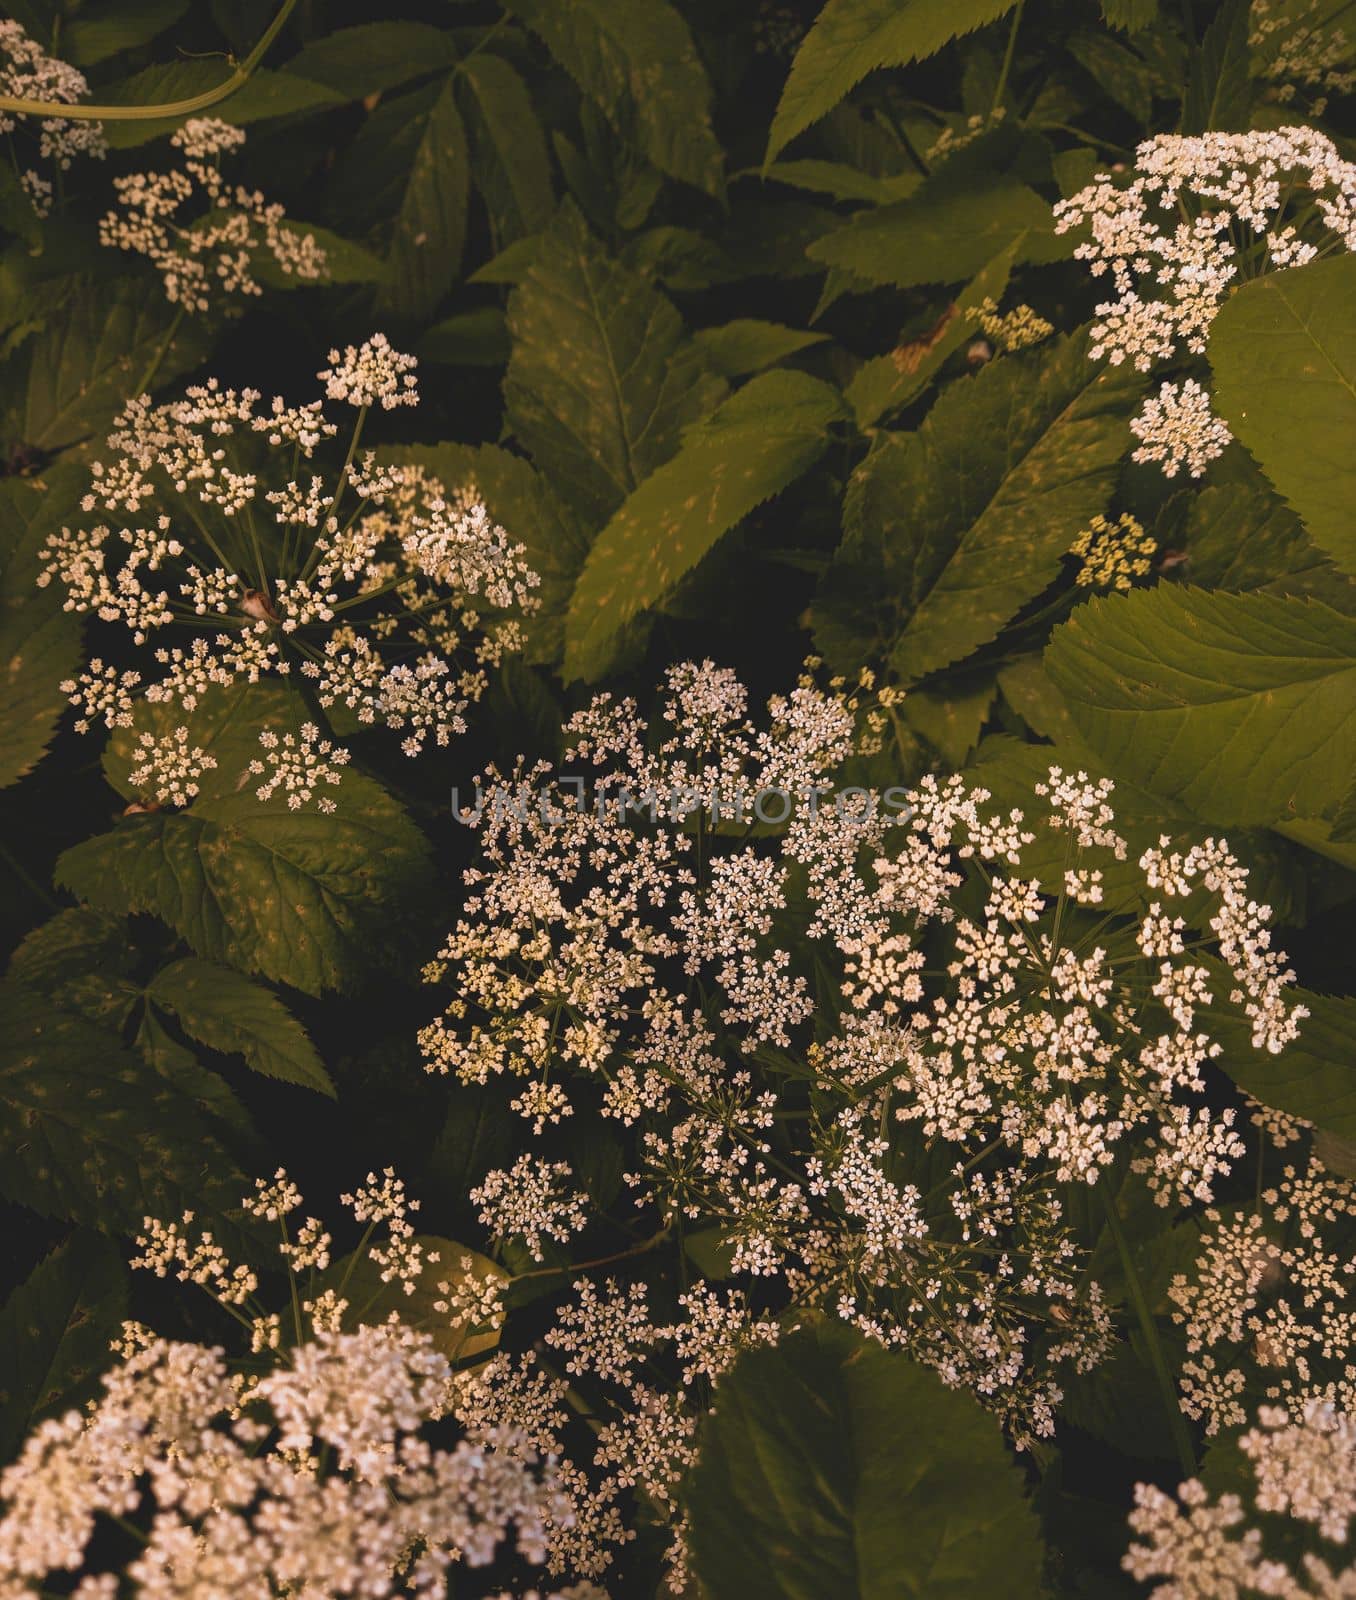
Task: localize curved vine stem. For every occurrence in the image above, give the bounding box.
[0,0,300,122]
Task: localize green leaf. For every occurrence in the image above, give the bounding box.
[8,907,141,1031]
[686,1322,1044,1599]
[98,65,343,148]
[566,371,845,681]
[692,319,830,378]
[420,307,510,367]
[6,280,210,455]
[806,171,1058,290]
[1044,587,1356,826]
[287,22,460,98]
[457,51,555,245]
[1100,0,1158,31]
[1178,480,1356,614]
[63,0,187,66]
[375,78,470,321]
[0,981,253,1246]
[501,0,724,196]
[389,441,590,667]
[760,160,922,204]
[817,329,1142,682]
[1209,258,1356,575]
[0,1232,127,1462]
[902,677,995,765]
[1066,30,1158,122]
[1181,0,1252,133]
[765,0,1018,164]
[0,476,83,789]
[146,957,334,1097]
[504,200,727,525]
[1209,978,1356,1138]
[56,683,433,997]
[845,245,1015,429]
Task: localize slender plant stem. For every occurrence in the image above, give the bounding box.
[0,0,301,121]
[992,0,1027,115]
[1102,1184,1196,1479]
[133,306,186,399]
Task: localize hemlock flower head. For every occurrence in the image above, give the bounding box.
[37,338,540,778]
[0,20,105,215]
[1055,127,1356,479]
[0,1170,596,1600]
[420,663,1305,1465]
[1125,1403,1356,1596]
[1071,511,1157,589]
[99,118,328,311]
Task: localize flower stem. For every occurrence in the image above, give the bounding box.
[991,0,1026,115]
[1101,1183,1196,1479]
[0,0,300,121]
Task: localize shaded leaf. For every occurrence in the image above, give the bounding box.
[502,0,723,195]
[817,329,1142,682]
[766,0,1018,163]
[57,683,433,997]
[0,476,83,788]
[687,1321,1044,1599]
[147,957,334,1097]
[566,371,845,680]
[457,51,555,245]
[692,320,830,378]
[376,79,470,321]
[0,981,254,1247]
[98,64,343,148]
[0,1232,127,1462]
[503,200,726,525]
[287,22,459,98]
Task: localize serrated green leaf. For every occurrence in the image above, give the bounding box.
[8,907,141,1031]
[287,22,460,98]
[1067,30,1158,122]
[5,280,210,455]
[0,1232,127,1462]
[0,981,254,1246]
[457,51,555,245]
[1100,0,1158,30]
[63,0,187,66]
[97,65,343,148]
[0,476,83,788]
[1210,258,1356,575]
[566,371,844,681]
[845,245,1015,429]
[503,200,727,525]
[1178,480,1356,613]
[902,677,995,765]
[766,0,1018,164]
[56,683,433,997]
[147,957,334,1097]
[807,170,1058,289]
[687,1322,1044,1599]
[817,329,1142,682]
[692,319,830,378]
[501,0,723,196]
[1045,587,1356,826]
[1182,0,1252,133]
[375,78,469,320]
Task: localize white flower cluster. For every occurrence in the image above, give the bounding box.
[1169,1142,1356,1437]
[1126,1403,1356,1596]
[99,117,327,311]
[0,1170,604,1600]
[453,1279,781,1587]
[0,21,105,215]
[1252,0,1356,114]
[421,663,1305,1462]
[1055,128,1356,478]
[41,340,540,776]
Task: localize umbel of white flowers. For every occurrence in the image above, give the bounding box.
[38,336,540,807]
[1056,127,1356,477]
